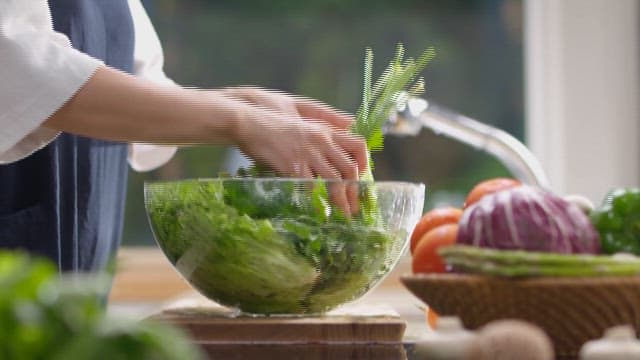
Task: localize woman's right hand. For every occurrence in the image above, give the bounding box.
[233,100,368,215]
[229,89,366,179]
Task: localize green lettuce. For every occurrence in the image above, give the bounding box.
[146,179,399,314]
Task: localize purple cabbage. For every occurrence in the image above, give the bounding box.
[457,186,600,254]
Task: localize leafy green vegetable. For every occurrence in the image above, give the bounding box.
[146,179,402,314]
[0,252,202,360]
[352,44,434,227]
[440,245,640,277]
[352,44,435,158]
[590,188,640,255]
[147,180,318,314]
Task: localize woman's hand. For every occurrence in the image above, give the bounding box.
[229,91,367,215]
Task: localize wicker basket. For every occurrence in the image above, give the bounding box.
[401,273,640,358]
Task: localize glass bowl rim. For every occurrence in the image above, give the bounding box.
[144,177,426,189]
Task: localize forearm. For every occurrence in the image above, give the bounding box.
[42,65,368,196]
[44,66,242,145]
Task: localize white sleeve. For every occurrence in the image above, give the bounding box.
[127,0,178,172]
[0,0,104,164]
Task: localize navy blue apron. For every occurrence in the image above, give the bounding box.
[0,0,135,273]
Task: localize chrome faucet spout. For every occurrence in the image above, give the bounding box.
[384,97,550,188]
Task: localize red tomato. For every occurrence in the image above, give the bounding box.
[410,207,462,254]
[412,224,459,274]
[464,178,521,208]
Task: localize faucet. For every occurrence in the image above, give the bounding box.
[384,96,550,188]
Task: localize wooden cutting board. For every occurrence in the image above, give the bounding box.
[149,296,409,359]
[150,305,406,344]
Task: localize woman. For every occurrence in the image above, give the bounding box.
[0,0,366,273]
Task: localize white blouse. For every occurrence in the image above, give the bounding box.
[0,0,178,172]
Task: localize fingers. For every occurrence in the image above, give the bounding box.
[248,110,367,183]
[328,182,352,217]
[302,152,347,215]
[291,161,314,179]
[330,181,360,216]
[324,141,359,180]
[236,101,366,216]
[296,98,354,130]
[346,182,360,215]
[312,137,368,216]
[332,131,369,177]
[279,145,355,216]
[302,120,367,179]
[308,147,341,180]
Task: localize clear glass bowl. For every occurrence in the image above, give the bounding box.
[145,178,425,315]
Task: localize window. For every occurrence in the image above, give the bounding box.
[526,0,640,203]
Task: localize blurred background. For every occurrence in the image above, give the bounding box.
[123,0,523,246]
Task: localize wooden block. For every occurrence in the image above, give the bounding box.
[198,343,407,360]
[150,306,406,344]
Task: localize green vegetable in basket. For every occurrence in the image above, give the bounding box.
[590,188,640,255]
[439,245,640,277]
